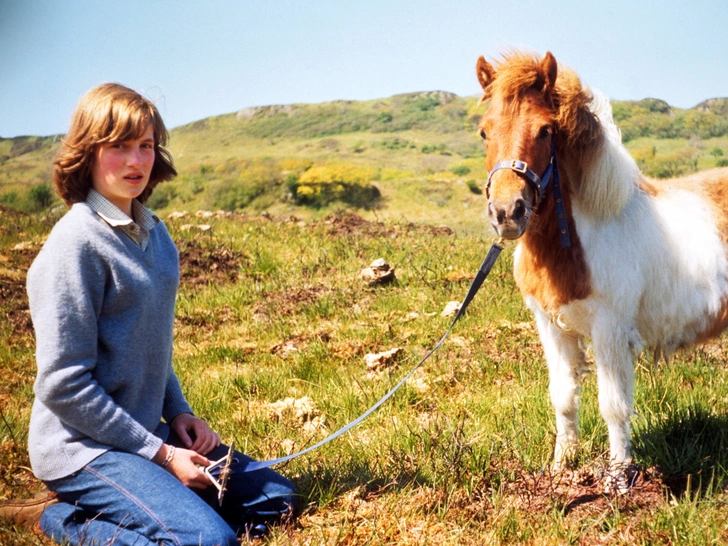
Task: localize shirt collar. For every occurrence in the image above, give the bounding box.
[86,188,158,230]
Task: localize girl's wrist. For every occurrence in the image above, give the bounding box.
[154,443,175,466]
[160,445,176,468]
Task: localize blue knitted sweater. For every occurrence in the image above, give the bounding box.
[27,202,192,481]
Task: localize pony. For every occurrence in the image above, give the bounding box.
[475,51,728,491]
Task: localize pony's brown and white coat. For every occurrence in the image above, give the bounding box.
[476,51,728,489]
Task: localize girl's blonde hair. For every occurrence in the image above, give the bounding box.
[52,83,177,206]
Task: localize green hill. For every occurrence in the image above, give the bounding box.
[2,91,727,230]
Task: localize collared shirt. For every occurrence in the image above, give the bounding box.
[85,189,159,251]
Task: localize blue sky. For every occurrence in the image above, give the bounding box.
[1,0,726,138]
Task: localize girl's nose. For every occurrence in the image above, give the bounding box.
[127,147,142,166]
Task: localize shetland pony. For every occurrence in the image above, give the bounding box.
[475,51,728,491]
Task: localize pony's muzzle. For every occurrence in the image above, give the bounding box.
[488,197,530,239]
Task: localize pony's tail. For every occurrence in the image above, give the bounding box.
[576,89,639,220]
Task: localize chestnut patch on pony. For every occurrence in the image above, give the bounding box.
[515,189,591,313]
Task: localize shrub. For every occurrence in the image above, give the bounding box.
[293,163,380,208]
[374,138,414,151]
[0,191,18,207]
[466,180,483,195]
[421,143,449,155]
[451,165,471,176]
[28,184,54,210]
[211,181,266,211]
[641,149,698,178]
[279,158,313,174]
[717,158,728,167]
[147,183,177,210]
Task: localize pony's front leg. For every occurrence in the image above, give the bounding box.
[533,309,587,470]
[591,312,638,492]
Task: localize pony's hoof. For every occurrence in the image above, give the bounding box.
[603,462,638,494]
[552,444,578,472]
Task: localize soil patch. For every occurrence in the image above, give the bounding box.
[0,244,37,338]
[322,213,456,238]
[0,274,33,337]
[177,239,244,286]
[506,465,667,517]
[253,286,332,321]
[323,213,395,237]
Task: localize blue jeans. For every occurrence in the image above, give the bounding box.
[40,438,297,546]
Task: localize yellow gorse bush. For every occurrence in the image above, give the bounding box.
[292,162,379,207]
[298,163,377,186]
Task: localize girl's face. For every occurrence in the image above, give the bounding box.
[91,124,155,216]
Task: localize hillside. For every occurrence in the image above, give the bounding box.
[1,92,727,230]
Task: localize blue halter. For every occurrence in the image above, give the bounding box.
[486,141,571,248]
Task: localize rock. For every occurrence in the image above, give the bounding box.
[364,347,402,372]
[12,241,35,251]
[264,396,327,435]
[179,224,212,232]
[361,258,395,285]
[441,301,462,317]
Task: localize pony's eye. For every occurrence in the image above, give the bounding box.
[537,125,551,140]
[479,128,487,140]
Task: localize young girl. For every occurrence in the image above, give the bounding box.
[21,83,296,544]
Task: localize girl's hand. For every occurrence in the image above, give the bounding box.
[153,443,212,489]
[170,413,221,455]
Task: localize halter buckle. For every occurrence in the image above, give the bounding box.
[510,160,528,174]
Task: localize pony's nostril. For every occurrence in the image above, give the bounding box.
[513,199,527,222]
[496,210,506,225]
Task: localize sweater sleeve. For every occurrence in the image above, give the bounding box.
[28,230,163,460]
[162,370,194,423]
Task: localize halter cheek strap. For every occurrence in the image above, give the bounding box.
[486,142,571,248]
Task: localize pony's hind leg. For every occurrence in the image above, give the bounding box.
[533,309,587,471]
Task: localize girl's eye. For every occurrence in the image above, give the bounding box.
[479,128,487,140]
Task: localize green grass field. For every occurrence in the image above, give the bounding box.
[1,91,728,543]
[2,204,728,544]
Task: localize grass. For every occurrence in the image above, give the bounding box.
[2,206,728,544]
[1,90,728,543]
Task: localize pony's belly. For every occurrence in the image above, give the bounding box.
[636,294,728,355]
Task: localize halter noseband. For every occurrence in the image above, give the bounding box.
[486,141,571,248]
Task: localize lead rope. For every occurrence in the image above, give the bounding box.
[242,240,505,472]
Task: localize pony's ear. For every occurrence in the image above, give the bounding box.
[539,51,558,96]
[476,56,496,93]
